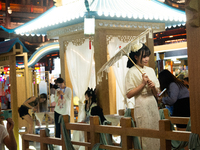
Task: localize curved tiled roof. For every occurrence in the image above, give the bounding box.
[3,0,186,35]
[0,38,29,54]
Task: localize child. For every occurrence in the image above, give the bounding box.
[18,93,47,134]
[125,43,160,150]
[0,108,17,150]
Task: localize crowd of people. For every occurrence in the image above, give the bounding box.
[0,42,190,150]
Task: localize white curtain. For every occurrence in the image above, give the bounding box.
[66,39,94,122]
[107,37,135,113]
[88,59,96,90]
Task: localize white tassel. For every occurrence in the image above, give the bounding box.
[137,39,139,44]
[149,29,153,39]
[143,36,146,43]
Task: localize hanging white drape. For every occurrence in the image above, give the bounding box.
[66,39,94,122]
[107,37,135,113]
[88,59,96,90]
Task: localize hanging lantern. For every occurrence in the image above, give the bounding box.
[84,17,95,35]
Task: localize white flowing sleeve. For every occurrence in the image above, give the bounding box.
[125,69,136,94]
[152,69,160,93]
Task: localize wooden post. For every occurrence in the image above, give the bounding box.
[146,31,155,69]
[185,0,200,134]
[9,55,19,149]
[22,135,29,150]
[24,53,29,99]
[90,116,100,150]
[29,68,33,96]
[130,109,135,121]
[94,29,112,115]
[85,131,90,150]
[34,71,38,97]
[62,115,70,150]
[45,114,48,128]
[32,113,36,134]
[120,117,132,150]
[118,109,125,116]
[40,130,48,150]
[159,120,171,150]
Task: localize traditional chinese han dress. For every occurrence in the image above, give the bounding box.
[125,65,160,150]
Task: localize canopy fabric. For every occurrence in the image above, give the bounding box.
[97,28,152,84]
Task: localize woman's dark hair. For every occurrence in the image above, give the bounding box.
[158,69,186,91]
[183,77,189,82]
[39,93,47,100]
[91,106,106,124]
[85,87,96,111]
[39,93,47,112]
[127,43,151,68]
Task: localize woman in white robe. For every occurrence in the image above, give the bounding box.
[125,43,160,150]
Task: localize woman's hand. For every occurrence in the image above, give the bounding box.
[147,80,155,89]
[57,90,64,96]
[6,118,14,133]
[142,73,149,85]
[0,109,4,123]
[32,107,37,112]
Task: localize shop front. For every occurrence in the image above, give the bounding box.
[155,42,188,79]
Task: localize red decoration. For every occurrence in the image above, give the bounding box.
[119,46,121,49]
[0,2,2,11]
[89,40,91,49]
[31,4,33,12]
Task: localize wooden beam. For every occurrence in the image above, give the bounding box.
[13,43,23,55]
[0,60,10,66]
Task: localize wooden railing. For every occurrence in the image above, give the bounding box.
[22,109,191,150]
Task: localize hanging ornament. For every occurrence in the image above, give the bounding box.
[89,40,91,49]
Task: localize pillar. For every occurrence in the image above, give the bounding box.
[94,29,115,115]
[24,53,30,99]
[146,32,155,69]
[9,55,19,150]
[157,53,165,73]
[185,0,200,134]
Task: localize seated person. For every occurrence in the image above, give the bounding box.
[83,88,97,123]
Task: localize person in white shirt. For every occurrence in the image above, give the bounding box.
[54,78,72,138]
[0,109,17,150]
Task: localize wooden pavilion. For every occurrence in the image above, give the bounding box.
[0,38,29,149]
[2,0,200,149]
